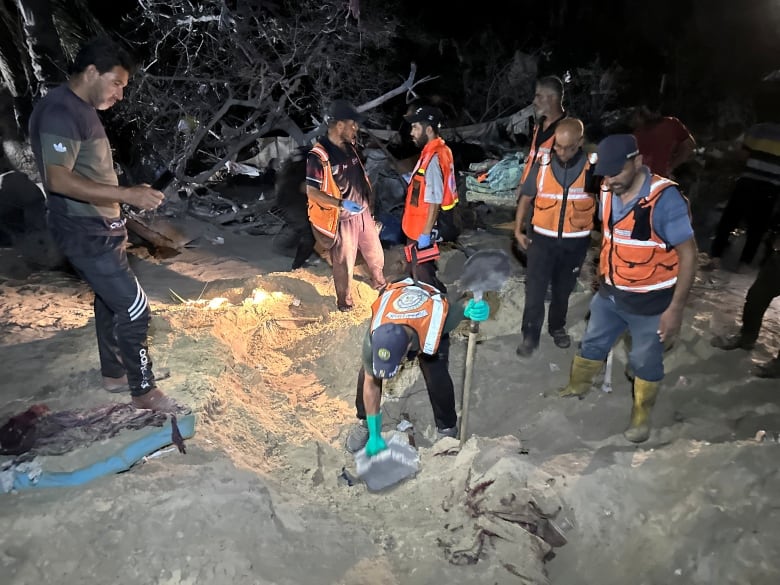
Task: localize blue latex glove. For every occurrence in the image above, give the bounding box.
[464,299,490,322]
[365,413,387,457]
[417,233,432,248]
[341,200,364,214]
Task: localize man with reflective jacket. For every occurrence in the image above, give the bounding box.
[344,275,490,455]
[401,106,458,285]
[558,134,697,443]
[306,99,386,312]
[514,117,599,356]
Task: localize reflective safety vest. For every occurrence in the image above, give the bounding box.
[306,141,371,240]
[370,278,448,355]
[600,175,688,292]
[519,117,562,185]
[402,137,459,240]
[532,152,597,238]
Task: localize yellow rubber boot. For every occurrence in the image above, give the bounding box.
[558,355,604,397]
[623,377,660,443]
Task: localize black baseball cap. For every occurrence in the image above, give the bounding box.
[404,106,444,126]
[327,99,366,123]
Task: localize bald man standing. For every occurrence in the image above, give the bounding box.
[514,118,600,357]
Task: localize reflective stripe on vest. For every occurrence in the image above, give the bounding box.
[370,278,447,355]
[402,138,459,240]
[600,175,684,292]
[532,156,595,239]
[519,123,557,184]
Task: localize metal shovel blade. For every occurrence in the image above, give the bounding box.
[457,248,511,297]
[354,432,420,492]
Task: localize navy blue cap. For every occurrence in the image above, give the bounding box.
[595,134,640,177]
[371,324,410,379]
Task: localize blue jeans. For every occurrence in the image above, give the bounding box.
[580,292,665,382]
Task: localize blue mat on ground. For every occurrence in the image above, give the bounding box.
[4,414,196,492]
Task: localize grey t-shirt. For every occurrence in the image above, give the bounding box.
[29,84,122,234]
[423,154,445,204]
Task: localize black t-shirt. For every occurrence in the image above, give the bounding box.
[531,115,564,155]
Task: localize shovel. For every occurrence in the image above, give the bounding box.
[455,249,511,448]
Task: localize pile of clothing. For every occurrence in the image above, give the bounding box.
[464,152,525,204]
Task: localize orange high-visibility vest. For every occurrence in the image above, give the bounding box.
[531,152,597,239]
[402,137,459,240]
[306,141,371,240]
[519,117,564,185]
[370,278,448,355]
[600,175,689,292]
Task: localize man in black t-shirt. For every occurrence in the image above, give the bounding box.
[305,100,386,312]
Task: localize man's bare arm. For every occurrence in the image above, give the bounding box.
[306,184,342,209]
[658,237,698,342]
[514,195,533,248]
[362,371,382,416]
[423,203,441,236]
[46,164,164,211]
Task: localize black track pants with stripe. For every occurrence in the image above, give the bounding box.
[51,228,156,396]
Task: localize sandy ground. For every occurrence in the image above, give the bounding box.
[1,209,779,585]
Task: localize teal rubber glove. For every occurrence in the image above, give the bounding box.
[464,299,490,322]
[365,413,387,457]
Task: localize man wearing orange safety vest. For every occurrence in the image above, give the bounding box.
[517,76,567,189]
[343,274,490,456]
[559,134,697,444]
[514,118,599,357]
[401,106,458,284]
[305,99,386,312]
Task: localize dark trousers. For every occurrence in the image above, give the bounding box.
[354,334,457,430]
[50,227,157,396]
[291,225,316,270]
[740,250,780,342]
[710,177,779,264]
[522,233,590,345]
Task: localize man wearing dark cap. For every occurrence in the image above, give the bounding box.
[344,277,490,456]
[401,105,459,283]
[306,99,386,311]
[559,134,697,444]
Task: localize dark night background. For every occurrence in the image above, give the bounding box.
[2,0,779,174]
[43,0,780,123]
[393,0,780,129]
